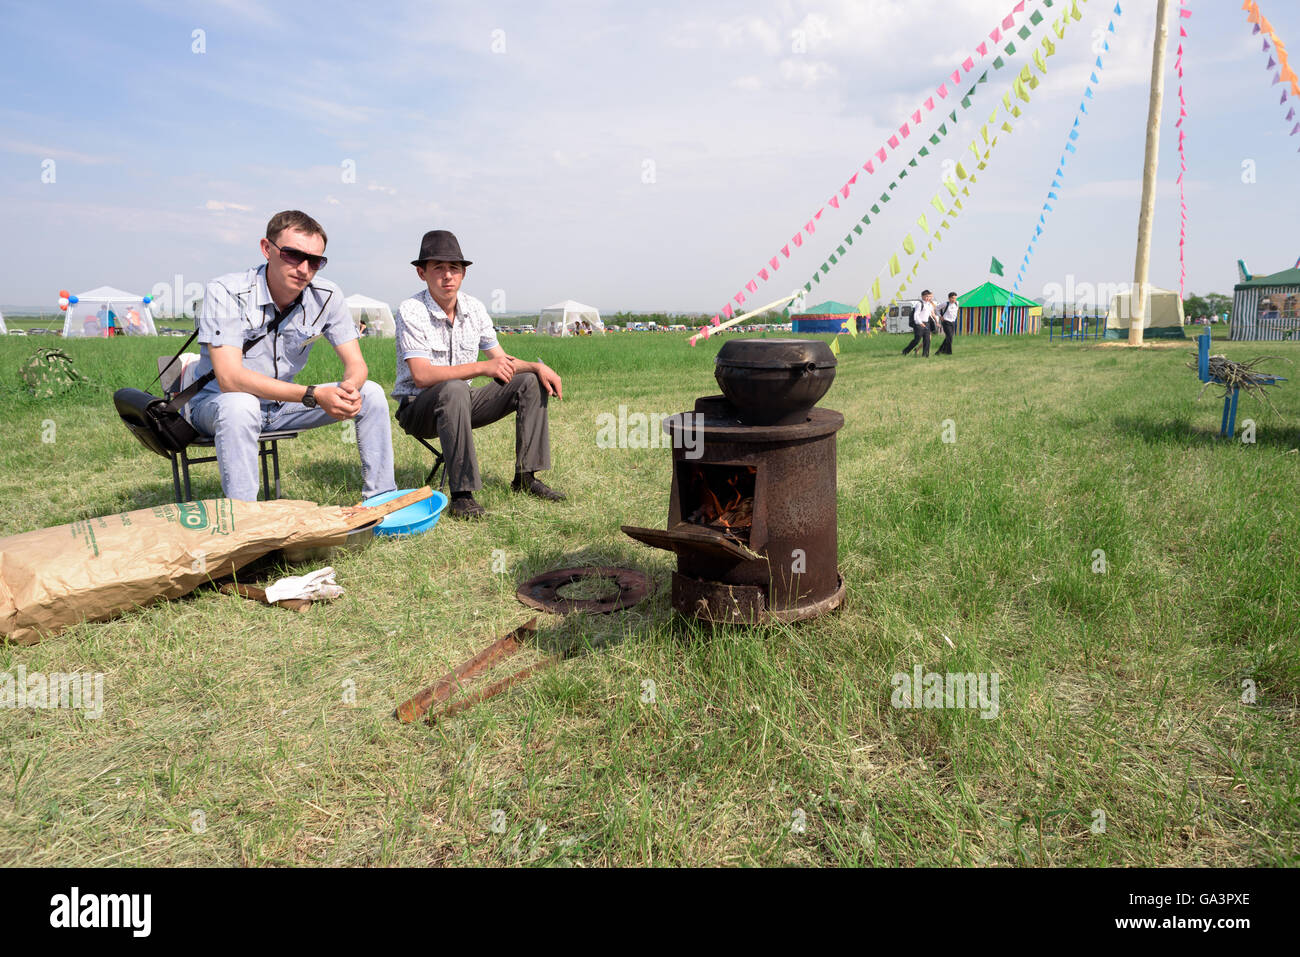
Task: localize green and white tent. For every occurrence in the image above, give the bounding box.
[1230,264,1300,341]
[1104,286,1185,340]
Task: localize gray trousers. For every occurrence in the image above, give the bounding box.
[190,380,396,502]
[396,374,551,493]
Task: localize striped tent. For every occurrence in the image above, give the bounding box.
[792,300,864,334]
[954,282,1040,335]
[1231,265,1300,342]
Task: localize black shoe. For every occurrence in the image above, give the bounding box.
[449,494,487,519]
[512,473,567,501]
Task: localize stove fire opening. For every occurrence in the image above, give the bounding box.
[681,464,757,538]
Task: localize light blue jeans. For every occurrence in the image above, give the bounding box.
[190,380,396,502]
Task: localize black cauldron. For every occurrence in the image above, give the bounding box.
[713,338,837,426]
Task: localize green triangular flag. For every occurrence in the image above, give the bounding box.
[990,256,1004,276]
[918,146,929,157]
[871,204,880,215]
[929,133,941,145]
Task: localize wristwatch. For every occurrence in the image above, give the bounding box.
[302,385,317,409]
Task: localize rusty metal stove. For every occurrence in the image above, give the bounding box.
[622,389,845,625]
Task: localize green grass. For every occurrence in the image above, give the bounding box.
[0,329,1297,866]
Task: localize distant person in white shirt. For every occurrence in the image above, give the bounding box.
[903,290,936,358]
[937,292,959,355]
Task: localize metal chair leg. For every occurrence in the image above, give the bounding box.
[181,450,194,501]
[171,453,184,503]
[260,440,272,500]
[271,440,282,499]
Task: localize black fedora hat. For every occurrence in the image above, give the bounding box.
[410,229,472,268]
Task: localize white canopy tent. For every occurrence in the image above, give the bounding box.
[539,299,603,336]
[0,310,7,334]
[345,293,395,337]
[62,286,157,338]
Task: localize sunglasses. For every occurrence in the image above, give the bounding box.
[267,238,327,271]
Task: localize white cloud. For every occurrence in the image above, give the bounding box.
[366,183,397,195]
[204,200,253,212]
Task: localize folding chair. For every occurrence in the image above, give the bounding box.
[414,435,446,489]
[156,355,299,503]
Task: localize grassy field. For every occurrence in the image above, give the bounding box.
[0,328,1297,866]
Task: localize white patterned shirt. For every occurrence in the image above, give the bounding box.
[392,288,500,398]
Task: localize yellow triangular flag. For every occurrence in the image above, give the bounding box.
[921,250,929,261]
[889,254,901,277]
[1071,0,1082,22]
[1011,105,1022,118]
[1028,73,1040,90]
[945,179,959,197]
[956,161,968,179]
[955,197,965,209]
[1002,121,1013,133]
[917,213,930,233]
[931,194,947,214]
[1003,92,1012,110]
[829,335,840,356]
[857,292,873,315]
[980,124,989,145]
[1042,36,1055,56]
[1020,64,1032,83]
[1054,19,1066,40]
[903,234,916,255]
[872,278,882,301]
[1034,49,1047,73]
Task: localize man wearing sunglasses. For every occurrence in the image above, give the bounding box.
[188,210,395,502]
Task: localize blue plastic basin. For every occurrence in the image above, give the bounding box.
[360,488,448,537]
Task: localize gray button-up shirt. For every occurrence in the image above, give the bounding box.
[191,265,355,401]
[392,288,499,399]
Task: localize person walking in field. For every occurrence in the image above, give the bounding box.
[936,291,958,355]
[903,290,937,357]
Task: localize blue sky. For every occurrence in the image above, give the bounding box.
[1,0,1297,314]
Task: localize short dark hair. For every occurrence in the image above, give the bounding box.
[921,289,932,297]
[948,292,957,299]
[266,210,327,247]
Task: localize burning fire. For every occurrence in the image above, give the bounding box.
[687,466,755,532]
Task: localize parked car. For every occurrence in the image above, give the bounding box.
[885,301,919,334]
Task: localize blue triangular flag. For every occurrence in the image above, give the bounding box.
[1090,72,1099,83]
[1040,214,1046,224]
[1066,142,1077,153]
[1051,180,1061,189]
[1044,203,1053,212]
[1080,102,1088,115]
[1113,3,1121,14]
[1048,191,1059,199]
[1069,129,1079,140]
[1095,57,1103,69]
[1085,87,1094,99]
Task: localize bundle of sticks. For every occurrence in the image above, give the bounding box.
[1188,352,1291,413]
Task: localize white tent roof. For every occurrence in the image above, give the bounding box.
[541,299,600,314]
[344,293,395,337]
[345,293,391,309]
[539,299,603,336]
[75,285,147,301]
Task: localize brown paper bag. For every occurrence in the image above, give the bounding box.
[0,498,357,646]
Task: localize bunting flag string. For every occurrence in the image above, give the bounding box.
[689,0,1052,345]
[768,0,1078,330]
[1242,0,1300,150]
[1176,2,1190,297]
[830,0,1093,326]
[999,2,1124,330]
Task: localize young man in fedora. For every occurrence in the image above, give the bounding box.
[189,210,396,502]
[392,229,564,519]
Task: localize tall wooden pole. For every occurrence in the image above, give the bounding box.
[1130,0,1172,346]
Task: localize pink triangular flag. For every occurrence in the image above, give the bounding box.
[734,292,746,306]
[1180,25,1187,37]
[847,172,859,186]
[962,56,974,72]
[829,195,840,209]
[911,109,921,125]
[899,123,910,139]
[864,159,875,174]
[710,315,720,326]
[1013,0,1025,12]
[758,268,769,281]
[937,82,949,98]
[977,41,988,56]
[792,233,803,248]
[1002,14,1015,30]
[781,244,791,258]
[950,69,961,84]
[887,134,900,149]
[722,304,734,319]
[769,256,780,271]
[745,280,757,294]
[924,96,935,111]
[814,209,823,220]
[990,27,1002,43]
[876,147,888,162]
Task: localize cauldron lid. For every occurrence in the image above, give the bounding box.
[714,337,837,370]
